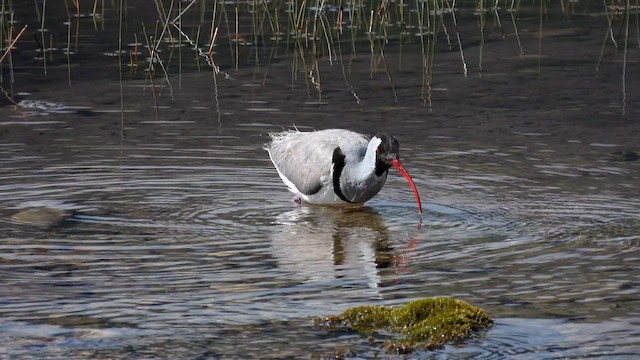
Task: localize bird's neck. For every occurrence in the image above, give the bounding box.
[338,137,388,203]
[351,136,383,181]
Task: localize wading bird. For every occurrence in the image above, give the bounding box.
[264,129,423,213]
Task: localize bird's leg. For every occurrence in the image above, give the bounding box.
[291,196,302,204]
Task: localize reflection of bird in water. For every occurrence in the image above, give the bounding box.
[270,206,415,297]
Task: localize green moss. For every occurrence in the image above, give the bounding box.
[316,297,493,353]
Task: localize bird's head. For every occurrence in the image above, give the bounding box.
[372,133,423,214]
[374,134,401,169]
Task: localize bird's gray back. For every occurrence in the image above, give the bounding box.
[265,130,369,195]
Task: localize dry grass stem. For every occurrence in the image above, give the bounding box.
[0,24,27,64]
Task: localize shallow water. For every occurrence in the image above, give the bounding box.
[1,1,640,359]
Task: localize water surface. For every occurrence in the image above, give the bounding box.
[1,1,639,358]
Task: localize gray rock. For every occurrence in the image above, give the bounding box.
[11,207,71,228]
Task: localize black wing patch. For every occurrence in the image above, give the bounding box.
[332,147,354,203]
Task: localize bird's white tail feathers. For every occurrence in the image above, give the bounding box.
[263,129,302,151]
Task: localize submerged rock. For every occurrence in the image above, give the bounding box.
[612,150,639,162]
[316,297,493,354]
[11,207,72,228]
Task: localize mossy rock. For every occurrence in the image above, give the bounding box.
[316,297,493,354]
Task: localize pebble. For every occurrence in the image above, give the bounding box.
[10,207,71,228]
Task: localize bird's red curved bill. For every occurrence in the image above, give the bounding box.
[391,159,423,214]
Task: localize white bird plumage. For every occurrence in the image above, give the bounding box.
[264,129,423,213]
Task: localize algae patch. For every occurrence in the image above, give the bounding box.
[316,297,493,353]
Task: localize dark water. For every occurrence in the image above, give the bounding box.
[1,1,639,359]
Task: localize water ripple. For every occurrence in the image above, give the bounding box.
[1,129,639,358]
